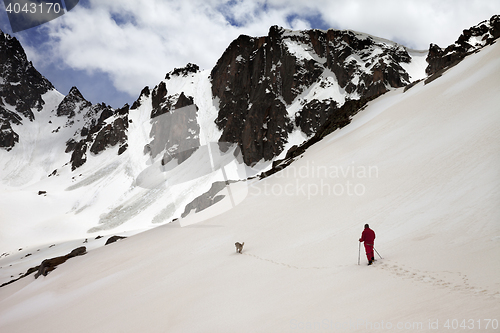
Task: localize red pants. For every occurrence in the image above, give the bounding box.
[364,243,374,261]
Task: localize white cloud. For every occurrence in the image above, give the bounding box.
[25,0,500,100]
[316,0,500,49]
[40,0,240,95]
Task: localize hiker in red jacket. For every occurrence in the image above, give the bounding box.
[359,224,376,265]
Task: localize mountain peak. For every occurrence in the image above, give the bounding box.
[0,30,54,120]
[68,86,84,97]
[56,86,92,118]
[164,63,200,80]
[0,29,55,151]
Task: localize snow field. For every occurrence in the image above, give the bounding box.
[0,36,499,332]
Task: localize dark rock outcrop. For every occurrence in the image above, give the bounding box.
[165,62,199,80]
[295,99,338,137]
[89,108,129,155]
[0,266,40,288]
[146,76,201,165]
[131,86,151,110]
[65,100,129,170]
[261,95,379,179]
[105,235,127,245]
[0,29,54,150]
[56,86,92,117]
[34,246,87,279]
[211,26,412,166]
[426,15,500,76]
[0,112,20,150]
[70,141,88,171]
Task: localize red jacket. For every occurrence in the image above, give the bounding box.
[359,228,375,245]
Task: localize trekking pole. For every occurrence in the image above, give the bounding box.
[357,242,361,265]
[374,247,383,259]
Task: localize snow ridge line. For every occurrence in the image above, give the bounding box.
[376,260,500,299]
[243,253,329,270]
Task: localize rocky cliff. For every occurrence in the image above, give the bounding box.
[0,30,53,150]
[210,26,414,165]
[426,15,500,76]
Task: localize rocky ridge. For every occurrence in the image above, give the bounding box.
[210,26,415,165]
[0,15,498,232]
[2,16,499,171]
[0,29,54,150]
[426,15,500,77]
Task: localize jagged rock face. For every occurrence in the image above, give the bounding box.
[0,30,130,168]
[89,115,128,155]
[145,67,201,165]
[60,90,129,170]
[0,111,20,150]
[0,30,54,150]
[69,105,129,170]
[57,86,92,117]
[0,31,54,118]
[131,86,151,110]
[308,29,411,96]
[295,99,338,137]
[211,26,413,166]
[70,141,88,170]
[211,28,311,165]
[165,63,199,80]
[426,15,500,76]
[3,15,497,175]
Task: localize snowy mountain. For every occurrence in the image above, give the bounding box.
[0,30,54,151]
[0,15,499,331]
[210,25,426,166]
[0,22,433,253]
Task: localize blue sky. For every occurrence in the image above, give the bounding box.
[1,0,499,108]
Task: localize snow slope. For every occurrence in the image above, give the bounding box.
[0,89,65,187]
[0,68,242,256]
[0,40,499,333]
[0,28,430,258]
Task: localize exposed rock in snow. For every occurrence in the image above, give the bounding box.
[211,25,417,165]
[426,14,500,76]
[56,86,92,118]
[0,30,53,150]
